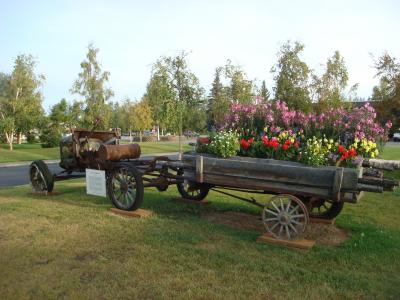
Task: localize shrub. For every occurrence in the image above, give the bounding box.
[40,126,62,148]
[26,131,37,143]
[207,131,239,158]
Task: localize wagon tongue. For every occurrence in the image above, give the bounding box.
[359,158,400,192]
[358,174,399,192]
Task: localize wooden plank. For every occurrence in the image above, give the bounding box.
[257,233,315,250]
[183,153,359,191]
[196,155,204,183]
[184,170,332,199]
[110,208,152,218]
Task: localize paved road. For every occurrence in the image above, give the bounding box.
[0,162,63,188]
[0,153,180,188]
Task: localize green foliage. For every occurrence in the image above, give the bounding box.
[225,60,254,104]
[207,62,254,128]
[149,53,205,134]
[71,44,114,130]
[207,130,239,158]
[146,67,176,132]
[271,41,312,112]
[313,51,349,112]
[208,67,230,128]
[25,131,37,143]
[0,55,45,150]
[40,124,63,148]
[132,98,153,140]
[259,80,270,101]
[371,52,400,133]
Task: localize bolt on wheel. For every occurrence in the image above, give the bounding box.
[262,194,309,240]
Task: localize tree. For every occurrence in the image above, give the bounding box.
[208,67,230,128]
[312,51,349,111]
[110,101,130,133]
[71,44,114,130]
[271,41,312,112]
[259,80,270,101]
[150,52,205,153]
[224,60,253,104]
[0,55,45,150]
[146,67,176,138]
[371,52,400,133]
[130,98,153,142]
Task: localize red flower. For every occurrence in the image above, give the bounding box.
[338,145,345,154]
[248,137,254,143]
[240,139,251,151]
[293,141,299,149]
[341,152,349,161]
[348,148,357,157]
[284,139,291,145]
[262,136,269,146]
[269,140,279,149]
[282,144,289,151]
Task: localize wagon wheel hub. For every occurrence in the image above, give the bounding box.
[262,194,309,240]
[120,181,129,193]
[279,213,291,225]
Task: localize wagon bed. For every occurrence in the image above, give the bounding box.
[181,152,366,203]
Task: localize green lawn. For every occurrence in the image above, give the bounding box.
[0,142,192,163]
[380,144,400,160]
[0,147,399,298]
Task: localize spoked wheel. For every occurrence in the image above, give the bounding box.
[304,197,344,220]
[176,168,209,201]
[262,194,309,240]
[29,160,54,193]
[107,163,144,211]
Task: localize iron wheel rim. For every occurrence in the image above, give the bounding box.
[262,194,309,240]
[111,167,137,210]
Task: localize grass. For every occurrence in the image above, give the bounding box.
[0,146,399,298]
[380,144,400,160]
[0,142,192,163]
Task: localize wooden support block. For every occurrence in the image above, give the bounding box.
[173,197,211,205]
[110,208,152,218]
[309,217,335,225]
[257,233,315,250]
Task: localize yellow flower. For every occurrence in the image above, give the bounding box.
[371,153,375,158]
[354,138,359,143]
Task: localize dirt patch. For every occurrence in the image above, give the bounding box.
[203,211,349,246]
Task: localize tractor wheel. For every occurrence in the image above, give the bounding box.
[29,160,54,193]
[107,163,144,211]
[176,168,209,201]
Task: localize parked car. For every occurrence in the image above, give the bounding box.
[393,132,400,142]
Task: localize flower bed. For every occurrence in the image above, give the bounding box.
[197,102,391,167]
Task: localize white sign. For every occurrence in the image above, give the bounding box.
[86,169,106,197]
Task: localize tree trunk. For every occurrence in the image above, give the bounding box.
[17,132,22,144]
[129,126,132,143]
[161,128,164,136]
[178,127,183,160]
[139,131,142,142]
[5,132,14,151]
[157,125,160,141]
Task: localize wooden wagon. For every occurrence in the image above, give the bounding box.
[29,130,399,241]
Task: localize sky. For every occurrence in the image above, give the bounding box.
[0,0,399,111]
